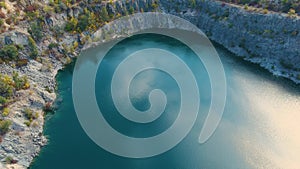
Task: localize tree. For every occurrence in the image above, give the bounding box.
[77,14,89,32]
[64,17,78,32]
[129,6,134,14]
[100,6,109,22]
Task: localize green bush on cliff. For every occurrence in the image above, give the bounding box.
[65,17,78,32]
[65,8,99,33]
[29,22,43,41]
[0,19,3,27]
[0,45,19,60]
[0,96,7,105]
[129,6,135,14]
[0,2,7,9]
[2,107,10,116]
[219,0,299,14]
[0,72,30,103]
[0,74,14,98]
[100,7,109,22]
[151,0,159,10]
[12,71,30,90]
[48,43,59,50]
[23,108,39,121]
[28,37,38,59]
[77,14,89,32]
[0,119,11,135]
[189,0,196,8]
[288,8,297,17]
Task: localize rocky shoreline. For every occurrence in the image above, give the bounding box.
[0,0,299,168]
[0,59,62,168]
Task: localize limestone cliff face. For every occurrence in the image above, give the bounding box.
[93,0,300,83]
[159,0,300,83]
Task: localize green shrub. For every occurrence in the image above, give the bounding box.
[43,6,54,14]
[262,9,268,14]
[288,8,297,16]
[2,107,9,116]
[28,37,38,59]
[64,17,78,32]
[189,0,196,8]
[16,59,29,67]
[0,45,19,60]
[24,121,31,127]
[129,6,134,14]
[77,14,89,32]
[5,156,13,164]
[23,108,38,121]
[151,2,159,10]
[0,96,7,105]
[29,22,43,41]
[0,74,14,98]
[0,19,3,26]
[100,7,109,22]
[0,2,7,9]
[12,71,30,90]
[0,119,11,135]
[25,11,40,21]
[48,43,59,50]
[51,25,64,39]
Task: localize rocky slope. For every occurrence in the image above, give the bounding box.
[160,0,300,84]
[0,0,299,168]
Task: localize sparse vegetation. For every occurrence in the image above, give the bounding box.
[2,107,10,116]
[0,74,14,99]
[0,2,7,9]
[0,73,30,109]
[189,0,196,8]
[48,43,59,50]
[23,108,39,127]
[288,8,297,17]
[219,0,300,15]
[0,119,12,135]
[129,6,135,14]
[5,156,17,164]
[0,45,19,60]
[65,17,78,32]
[29,22,43,41]
[0,96,8,105]
[28,37,39,59]
[100,6,109,22]
[12,71,30,90]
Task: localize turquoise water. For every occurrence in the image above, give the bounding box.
[30,34,300,169]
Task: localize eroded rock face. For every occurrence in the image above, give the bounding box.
[159,0,300,83]
[0,59,62,168]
